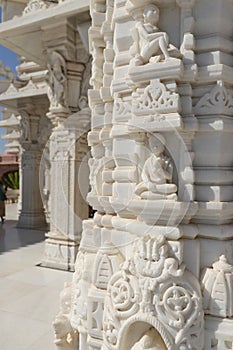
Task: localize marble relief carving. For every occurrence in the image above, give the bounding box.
[130,4,180,67]
[103,236,204,350]
[135,134,177,200]
[47,51,68,109]
[19,111,31,143]
[53,283,79,350]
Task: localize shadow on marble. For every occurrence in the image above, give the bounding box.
[0,220,45,254]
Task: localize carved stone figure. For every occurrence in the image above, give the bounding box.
[131,328,166,350]
[19,111,31,143]
[135,134,177,200]
[53,283,78,350]
[131,5,178,66]
[47,51,68,109]
[88,144,105,195]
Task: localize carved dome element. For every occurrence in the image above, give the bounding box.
[201,255,233,318]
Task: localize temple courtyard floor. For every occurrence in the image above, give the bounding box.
[0,203,72,350]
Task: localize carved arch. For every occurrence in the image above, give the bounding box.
[118,315,173,350]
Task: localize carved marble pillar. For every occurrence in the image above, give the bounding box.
[18,111,47,228]
[69,0,206,349]
[41,47,91,271]
[52,0,233,348]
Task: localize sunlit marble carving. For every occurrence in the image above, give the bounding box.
[53,283,78,350]
[135,133,177,200]
[130,4,179,66]
[131,328,166,350]
[47,51,68,109]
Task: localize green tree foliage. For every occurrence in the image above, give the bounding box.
[2,170,19,189]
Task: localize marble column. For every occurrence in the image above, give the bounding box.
[17,111,47,229]
[41,46,91,271]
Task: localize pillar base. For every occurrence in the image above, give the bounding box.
[40,233,79,271]
[17,211,47,229]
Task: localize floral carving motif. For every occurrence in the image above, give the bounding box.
[104,271,140,349]
[132,80,180,115]
[23,0,49,15]
[103,236,204,350]
[154,280,204,350]
[194,81,233,116]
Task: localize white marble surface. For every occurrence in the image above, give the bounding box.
[0,204,72,350]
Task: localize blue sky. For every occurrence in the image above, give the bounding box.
[0,7,19,154]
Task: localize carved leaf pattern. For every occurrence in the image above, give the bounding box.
[132,79,180,115]
[194,81,233,116]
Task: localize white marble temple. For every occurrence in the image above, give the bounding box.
[0,0,233,349]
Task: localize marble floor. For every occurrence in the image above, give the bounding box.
[0,204,72,350]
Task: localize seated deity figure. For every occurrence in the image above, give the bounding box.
[131,328,167,350]
[131,4,178,66]
[135,134,177,200]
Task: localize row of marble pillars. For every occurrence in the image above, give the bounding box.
[0,36,92,271]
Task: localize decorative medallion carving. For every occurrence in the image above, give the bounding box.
[103,236,204,350]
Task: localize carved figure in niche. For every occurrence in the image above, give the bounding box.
[19,112,31,143]
[135,134,177,200]
[131,4,179,66]
[47,51,68,109]
[88,144,105,196]
[53,282,78,350]
[131,328,166,350]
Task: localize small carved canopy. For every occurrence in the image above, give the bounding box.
[201,255,233,318]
